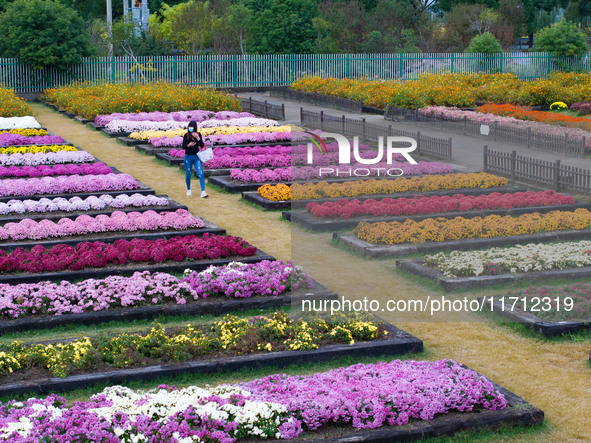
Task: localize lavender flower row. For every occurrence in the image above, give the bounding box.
[95,110,255,125]
[105,117,279,133]
[0,162,112,179]
[0,133,65,147]
[0,173,140,197]
[0,359,507,441]
[0,261,307,319]
[0,150,95,166]
[0,209,203,242]
[151,130,292,147]
[0,194,170,216]
[421,106,591,148]
[0,116,41,130]
[230,161,453,182]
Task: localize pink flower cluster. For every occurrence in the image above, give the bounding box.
[230,161,453,182]
[151,131,292,147]
[0,234,257,274]
[421,106,591,148]
[0,134,65,147]
[241,359,507,433]
[0,173,140,197]
[0,162,111,179]
[0,151,95,166]
[0,209,204,242]
[307,190,576,219]
[0,261,308,319]
[107,117,278,133]
[0,194,170,215]
[95,110,254,125]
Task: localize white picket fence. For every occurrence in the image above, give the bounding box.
[2,53,590,92]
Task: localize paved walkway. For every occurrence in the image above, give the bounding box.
[239,91,591,173]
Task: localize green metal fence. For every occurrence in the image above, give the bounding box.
[2,53,590,92]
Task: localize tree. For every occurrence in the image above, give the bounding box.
[0,0,91,69]
[312,0,367,53]
[534,18,589,56]
[467,8,499,35]
[464,31,503,53]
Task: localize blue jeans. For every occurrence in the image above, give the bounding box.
[184,155,205,191]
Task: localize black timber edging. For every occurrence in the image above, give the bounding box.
[241,186,527,211]
[102,129,131,138]
[118,137,143,146]
[242,192,291,210]
[88,123,105,131]
[0,217,225,252]
[0,278,337,335]
[477,296,590,337]
[396,259,591,292]
[290,202,591,232]
[0,249,275,285]
[156,153,184,166]
[335,229,591,259]
[0,196,186,225]
[0,186,155,204]
[0,318,421,396]
[136,144,171,156]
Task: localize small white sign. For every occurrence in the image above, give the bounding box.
[480,124,490,136]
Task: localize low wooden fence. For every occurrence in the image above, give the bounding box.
[240,97,285,120]
[301,109,452,161]
[386,107,587,158]
[270,88,362,114]
[484,146,591,193]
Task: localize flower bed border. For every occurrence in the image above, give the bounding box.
[0,195,186,224]
[0,316,422,396]
[135,144,170,156]
[0,248,275,285]
[396,259,591,292]
[290,202,591,232]
[285,369,543,443]
[334,229,591,259]
[0,216,225,252]
[102,128,131,138]
[477,296,590,337]
[118,137,144,146]
[0,277,337,335]
[241,186,527,211]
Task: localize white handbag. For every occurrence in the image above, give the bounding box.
[197,146,214,162]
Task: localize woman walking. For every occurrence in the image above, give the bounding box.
[182,120,208,198]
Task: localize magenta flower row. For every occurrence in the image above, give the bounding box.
[0,133,65,147]
[0,234,257,274]
[0,173,140,197]
[0,162,112,179]
[151,131,292,147]
[0,260,308,319]
[0,209,204,242]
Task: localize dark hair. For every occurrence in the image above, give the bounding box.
[187,120,198,133]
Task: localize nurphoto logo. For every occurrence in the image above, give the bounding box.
[303,131,418,178]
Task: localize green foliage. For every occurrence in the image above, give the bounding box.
[534,18,590,56]
[464,32,503,54]
[0,0,91,69]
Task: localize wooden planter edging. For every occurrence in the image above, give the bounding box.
[0,186,155,204]
[477,296,590,337]
[136,144,170,156]
[0,318,421,396]
[73,116,92,125]
[290,202,591,232]
[335,229,591,259]
[396,259,591,292]
[0,217,225,252]
[102,129,131,138]
[241,186,527,211]
[0,249,275,285]
[0,278,338,335]
[88,123,105,131]
[156,153,183,166]
[209,176,291,193]
[0,196,186,225]
[118,137,143,146]
[288,372,543,443]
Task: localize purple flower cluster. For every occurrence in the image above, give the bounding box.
[0,194,169,215]
[0,151,95,166]
[0,162,111,179]
[241,359,508,432]
[0,173,140,197]
[151,131,292,147]
[0,209,204,241]
[95,110,254,125]
[0,260,309,319]
[0,133,65,147]
[0,359,507,441]
[182,260,313,298]
[230,161,453,182]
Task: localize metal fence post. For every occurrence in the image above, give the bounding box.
[451,52,454,74]
[416,131,421,154]
[281,103,285,121]
[493,121,498,142]
[320,111,324,131]
[463,116,467,135]
[232,54,238,88]
[342,115,346,134]
[448,137,452,161]
[173,55,177,83]
[526,127,531,149]
[300,107,303,125]
[582,136,587,158]
[362,118,366,141]
[483,145,488,171]
[554,159,561,191]
[511,150,516,181]
[111,56,115,83]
